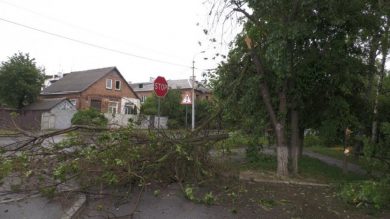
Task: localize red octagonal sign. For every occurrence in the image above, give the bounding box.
[154,76,168,97]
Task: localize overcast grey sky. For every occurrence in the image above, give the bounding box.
[0,0,239,83]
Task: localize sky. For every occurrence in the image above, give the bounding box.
[0,0,239,83]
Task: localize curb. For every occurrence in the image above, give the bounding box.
[60,194,86,219]
[240,171,330,187]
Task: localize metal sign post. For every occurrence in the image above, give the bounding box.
[157,97,161,129]
[185,105,188,129]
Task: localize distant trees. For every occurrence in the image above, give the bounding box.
[141,90,212,129]
[0,52,45,109]
[141,90,186,129]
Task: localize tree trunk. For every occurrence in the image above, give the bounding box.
[275,123,289,177]
[366,36,379,101]
[290,110,299,175]
[371,22,389,143]
[298,127,304,158]
[244,36,289,177]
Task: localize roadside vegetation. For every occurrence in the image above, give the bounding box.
[1,0,390,217]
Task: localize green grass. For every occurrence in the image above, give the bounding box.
[243,154,367,183]
[307,146,365,166]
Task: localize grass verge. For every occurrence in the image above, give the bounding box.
[242,154,368,183]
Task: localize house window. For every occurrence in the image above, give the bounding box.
[90,99,102,111]
[108,101,118,114]
[139,84,143,88]
[124,102,137,115]
[69,99,77,106]
[115,80,121,90]
[141,96,147,103]
[106,79,112,89]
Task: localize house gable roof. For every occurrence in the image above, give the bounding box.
[23,98,71,111]
[41,67,140,99]
[42,67,115,95]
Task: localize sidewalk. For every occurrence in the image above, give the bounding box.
[224,147,366,175]
[303,150,366,175]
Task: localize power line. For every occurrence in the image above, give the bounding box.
[0,17,193,68]
[0,0,185,60]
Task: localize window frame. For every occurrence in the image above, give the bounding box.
[124,103,137,115]
[106,79,113,89]
[115,80,121,90]
[108,101,119,114]
[141,96,147,103]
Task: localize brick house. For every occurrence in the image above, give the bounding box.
[130,78,212,104]
[41,67,140,115]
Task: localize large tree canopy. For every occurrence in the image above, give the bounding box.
[0,53,45,109]
[210,0,389,176]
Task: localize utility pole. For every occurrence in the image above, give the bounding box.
[192,60,195,131]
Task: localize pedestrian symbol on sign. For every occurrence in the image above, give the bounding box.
[181,94,192,105]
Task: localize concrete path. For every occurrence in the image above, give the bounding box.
[303,150,366,175]
[222,147,366,175]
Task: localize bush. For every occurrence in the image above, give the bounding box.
[340,180,390,209]
[167,119,181,129]
[71,108,108,127]
[304,134,323,147]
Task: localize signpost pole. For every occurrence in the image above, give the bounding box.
[185,105,188,129]
[157,97,161,129]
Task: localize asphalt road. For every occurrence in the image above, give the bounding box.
[0,134,69,219]
[0,196,65,219]
[79,184,236,219]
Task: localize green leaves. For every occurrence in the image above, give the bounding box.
[340,180,390,209]
[0,52,45,108]
[71,108,108,127]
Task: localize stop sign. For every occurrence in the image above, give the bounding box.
[154,76,168,97]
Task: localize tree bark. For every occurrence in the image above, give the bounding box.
[366,36,379,101]
[245,36,289,177]
[371,21,389,143]
[290,110,299,175]
[298,127,304,158]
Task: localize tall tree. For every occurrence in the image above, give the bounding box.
[211,0,372,176]
[371,0,390,143]
[0,52,45,109]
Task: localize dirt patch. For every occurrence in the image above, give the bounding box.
[213,179,384,219]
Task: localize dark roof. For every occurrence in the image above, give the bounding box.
[42,67,116,95]
[23,98,69,111]
[130,79,211,93]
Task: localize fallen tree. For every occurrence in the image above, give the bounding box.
[0,125,228,202]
